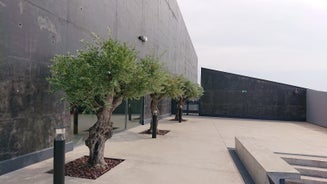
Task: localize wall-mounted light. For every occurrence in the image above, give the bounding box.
[293,88,299,95]
[241,90,247,93]
[138,35,148,42]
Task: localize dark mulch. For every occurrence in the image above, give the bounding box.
[83,127,119,132]
[47,156,124,180]
[140,129,170,135]
[169,118,187,122]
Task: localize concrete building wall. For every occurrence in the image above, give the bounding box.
[0,0,197,174]
[200,68,306,121]
[306,89,327,128]
[0,0,74,175]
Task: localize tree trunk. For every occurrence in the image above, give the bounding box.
[85,95,123,168]
[149,95,159,133]
[174,99,185,120]
[85,107,112,168]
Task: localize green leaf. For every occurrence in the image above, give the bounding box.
[47,33,141,112]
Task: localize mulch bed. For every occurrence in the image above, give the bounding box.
[47,156,124,180]
[169,118,187,122]
[140,129,170,135]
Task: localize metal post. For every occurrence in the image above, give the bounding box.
[54,127,65,184]
[73,108,78,135]
[178,105,182,123]
[152,110,158,138]
[124,99,128,129]
[140,97,145,125]
[186,101,189,115]
[128,103,132,121]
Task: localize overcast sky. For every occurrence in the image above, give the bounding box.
[176,0,327,91]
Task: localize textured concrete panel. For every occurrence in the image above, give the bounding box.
[0,0,197,171]
[200,68,306,121]
[0,0,71,163]
[306,89,327,128]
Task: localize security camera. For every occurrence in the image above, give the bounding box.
[138,35,148,42]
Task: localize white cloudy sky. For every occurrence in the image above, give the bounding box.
[176,0,327,91]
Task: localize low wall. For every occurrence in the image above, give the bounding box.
[235,137,300,184]
[306,89,327,128]
[0,142,73,175]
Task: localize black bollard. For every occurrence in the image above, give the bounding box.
[73,108,78,135]
[152,110,158,138]
[178,105,182,123]
[54,127,65,184]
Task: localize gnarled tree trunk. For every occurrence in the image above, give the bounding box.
[85,108,112,167]
[85,95,123,168]
[174,98,185,120]
[149,94,160,133]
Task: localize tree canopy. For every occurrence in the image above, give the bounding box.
[48,34,146,112]
[138,56,184,110]
[173,76,204,121]
[175,76,204,102]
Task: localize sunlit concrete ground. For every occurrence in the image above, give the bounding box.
[1,116,327,184]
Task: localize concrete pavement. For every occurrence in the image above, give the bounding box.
[1,116,327,184]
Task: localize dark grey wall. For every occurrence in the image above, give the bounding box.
[200,68,306,121]
[306,89,327,128]
[0,0,72,163]
[0,0,197,174]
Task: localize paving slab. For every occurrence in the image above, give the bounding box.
[1,116,327,184]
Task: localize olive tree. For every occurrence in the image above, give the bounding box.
[139,56,183,132]
[173,76,204,121]
[48,34,147,168]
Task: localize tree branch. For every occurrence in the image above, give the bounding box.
[112,96,124,110]
[158,94,165,102]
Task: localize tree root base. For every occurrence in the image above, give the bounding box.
[170,118,187,122]
[140,129,170,135]
[47,156,124,180]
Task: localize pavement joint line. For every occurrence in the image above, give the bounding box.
[212,120,229,149]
